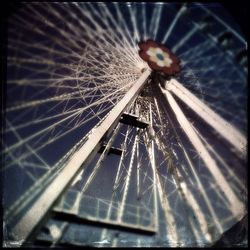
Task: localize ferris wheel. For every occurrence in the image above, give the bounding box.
[2,2,247,247]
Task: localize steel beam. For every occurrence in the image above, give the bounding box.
[160,86,246,221]
[165,78,246,158]
[52,209,156,235]
[11,69,151,245]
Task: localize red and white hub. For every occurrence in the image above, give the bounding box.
[138,39,181,76]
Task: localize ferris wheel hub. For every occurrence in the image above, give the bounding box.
[138,39,181,76]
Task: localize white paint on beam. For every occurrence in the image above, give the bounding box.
[155,167,179,246]
[161,4,187,44]
[166,79,246,157]
[160,87,246,221]
[117,129,138,223]
[148,102,159,231]
[172,24,201,53]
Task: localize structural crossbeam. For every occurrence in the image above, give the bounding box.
[120,112,150,129]
[98,144,123,156]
